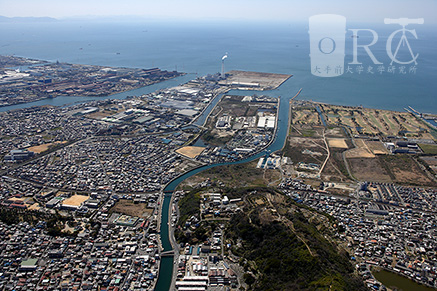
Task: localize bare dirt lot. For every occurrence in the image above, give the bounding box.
[366,140,389,155]
[62,195,89,207]
[328,138,348,149]
[27,141,67,153]
[322,150,351,182]
[348,158,392,183]
[380,155,436,186]
[109,199,153,218]
[176,146,205,159]
[347,155,436,186]
[27,143,52,153]
[345,139,375,158]
[420,156,437,173]
[219,70,291,90]
[86,111,114,119]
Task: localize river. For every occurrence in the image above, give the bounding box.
[154,80,297,291]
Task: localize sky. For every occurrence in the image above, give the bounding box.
[1,0,436,23]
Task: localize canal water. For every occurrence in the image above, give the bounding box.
[0,74,195,112]
[373,269,435,291]
[154,79,298,290]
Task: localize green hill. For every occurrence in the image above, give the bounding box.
[225,189,366,291]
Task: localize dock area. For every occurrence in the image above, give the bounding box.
[218,70,291,90]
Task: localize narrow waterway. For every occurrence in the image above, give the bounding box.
[154,80,297,291]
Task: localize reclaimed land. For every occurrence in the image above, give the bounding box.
[0,55,183,106]
[218,70,291,90]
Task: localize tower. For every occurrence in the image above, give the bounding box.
[221,53,228,77]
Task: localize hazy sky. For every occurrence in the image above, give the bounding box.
[1,0,436,23]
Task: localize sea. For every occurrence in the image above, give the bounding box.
[0,19,436,114]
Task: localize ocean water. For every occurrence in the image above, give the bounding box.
[0,19,436,113]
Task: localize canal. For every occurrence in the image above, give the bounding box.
[154,79,298,290]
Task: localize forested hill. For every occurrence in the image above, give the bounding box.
[225,189,366,290]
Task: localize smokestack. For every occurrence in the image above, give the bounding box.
[221,53,228,77]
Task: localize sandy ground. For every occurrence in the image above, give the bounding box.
[176,146,205,159]
[345,139,375,158]
[328,138,348,149]
[9,197,25,202]
[27,141,67,153]
[28,203,41,211]
[62,195,89,207]
[366,140,389,155]
[87,111,113,119]
[348,158,392,183]
[110,199,154,217]
[27,143,52,153]
[345,148,375,158]
[219,70,291,90]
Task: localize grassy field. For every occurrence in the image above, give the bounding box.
[419,144,437,155]
[179,160,281,189]
[284,137,327,165]
[322,150,352,182]
[292,107,320,125]
[320,104,434,139]
[366,140,389,155]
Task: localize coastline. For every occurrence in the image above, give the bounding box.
[0,74,185,109]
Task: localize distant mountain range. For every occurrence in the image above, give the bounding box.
[0,16,58,23]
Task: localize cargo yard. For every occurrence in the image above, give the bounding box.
[218,70,291,90]
[0,55,183,106]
